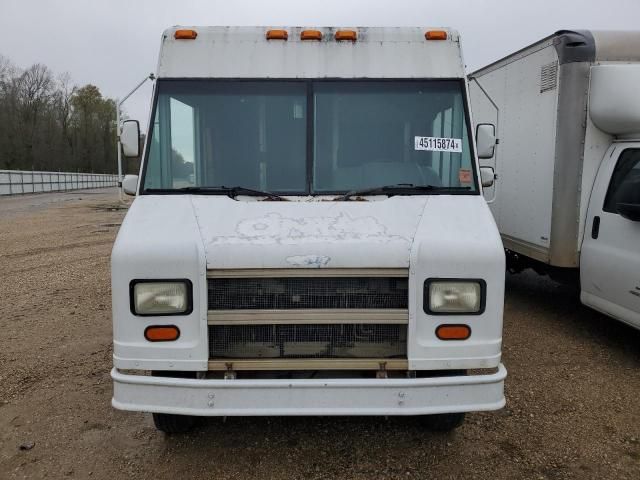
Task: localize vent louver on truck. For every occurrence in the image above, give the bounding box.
[540,62,558,93]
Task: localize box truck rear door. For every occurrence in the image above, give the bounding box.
[580,146,640,328]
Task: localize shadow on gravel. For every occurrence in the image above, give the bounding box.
[505,270,640,358]
[155,415,463,475]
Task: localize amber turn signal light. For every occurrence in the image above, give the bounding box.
[425,30,448,41]
[144,325,180,342]
[266,29,288,40]
[335,29,357,41]
[435,324,471,340]
[174,29,198,40]
[301,29,323,41]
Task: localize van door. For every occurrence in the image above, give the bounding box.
[580,145,640,328]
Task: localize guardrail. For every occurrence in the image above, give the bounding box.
[0,170,119,196]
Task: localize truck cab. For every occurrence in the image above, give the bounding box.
[112,26,506,433]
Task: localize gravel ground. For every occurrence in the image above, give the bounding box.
[0,189,638,480]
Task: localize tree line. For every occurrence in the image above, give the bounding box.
[0,54,117,173]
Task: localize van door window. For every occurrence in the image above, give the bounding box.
[603,149,640,214]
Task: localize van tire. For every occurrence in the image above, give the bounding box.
[421,412,466,432]
[152,413,198,434]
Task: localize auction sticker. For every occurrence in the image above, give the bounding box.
[414,136,462,153]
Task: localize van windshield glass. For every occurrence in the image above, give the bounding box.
[142,80,477,194]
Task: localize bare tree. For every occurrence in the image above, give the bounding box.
[0,54,117,173]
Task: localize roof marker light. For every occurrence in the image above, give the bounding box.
[174,29,198,40]
[301,29,323,41]
[425,30,448,41]
[266,29,288,40]
[335,29,357,42]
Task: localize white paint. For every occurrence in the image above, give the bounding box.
[111,364,506,416]
[192,196,426,269]
[469,42,560,253]
[470,31,640,327]
[157,27,465,79]
[580,143,640,329]
[589,64,640,137]
[110,25,507,418]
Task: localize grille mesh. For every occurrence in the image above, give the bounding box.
[209,324,407,359]
[208,277,408,310]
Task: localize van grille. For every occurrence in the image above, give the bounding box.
[208,324,407,359]
[208,277,408,310]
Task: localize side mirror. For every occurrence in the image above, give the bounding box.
[122,174,139,196]
[476,123,497,159]
[480,166,496,188]
[121,120,140,158]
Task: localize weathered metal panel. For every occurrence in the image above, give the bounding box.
[157,27,465,79]
[470,44,560,257]
[192,195,428,269]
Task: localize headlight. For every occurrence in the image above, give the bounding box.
[130,280,192,315]
[425,279,485,314]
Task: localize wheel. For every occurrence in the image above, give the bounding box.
[150,371,200,434]
[152,412,198,434]
[420,412,466,432]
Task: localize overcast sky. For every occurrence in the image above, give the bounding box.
[2,0,639,126]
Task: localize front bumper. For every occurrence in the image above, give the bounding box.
[111,364,506,416]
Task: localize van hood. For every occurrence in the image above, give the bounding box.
[115,194,499,271]
[191,196,427,269]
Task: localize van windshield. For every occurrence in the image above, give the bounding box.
[141,80,477,194]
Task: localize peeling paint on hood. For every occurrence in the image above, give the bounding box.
[190,196,428,269]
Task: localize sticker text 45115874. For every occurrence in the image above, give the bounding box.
[414,136,462,153]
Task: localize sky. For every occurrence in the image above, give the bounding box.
[1,0,639,127]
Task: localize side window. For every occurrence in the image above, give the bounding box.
[169,98,196,188]
[603,149,640,213]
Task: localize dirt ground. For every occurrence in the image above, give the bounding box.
[0,189,639,480]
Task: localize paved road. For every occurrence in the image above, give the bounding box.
[0,188,120,219]
[0,190,638,480]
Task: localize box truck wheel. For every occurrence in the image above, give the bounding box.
[420,412,466,432]
[152,412,198,434]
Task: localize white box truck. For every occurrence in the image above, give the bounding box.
[469,30,640,329]
[111,26,507,434]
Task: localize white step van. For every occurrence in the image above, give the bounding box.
[469,30,640,330]
[112,26,506,433]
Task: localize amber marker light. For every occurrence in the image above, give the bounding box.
[425,30,448,41]
[435,324,471,341]
[174,29,198,40]
[301,29,323,41]
[335,29,357,41]
[144,325,180,342]
[266,29,288,40]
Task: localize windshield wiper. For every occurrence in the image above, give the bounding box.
[335,183,471,201]
[144,185,287,201]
